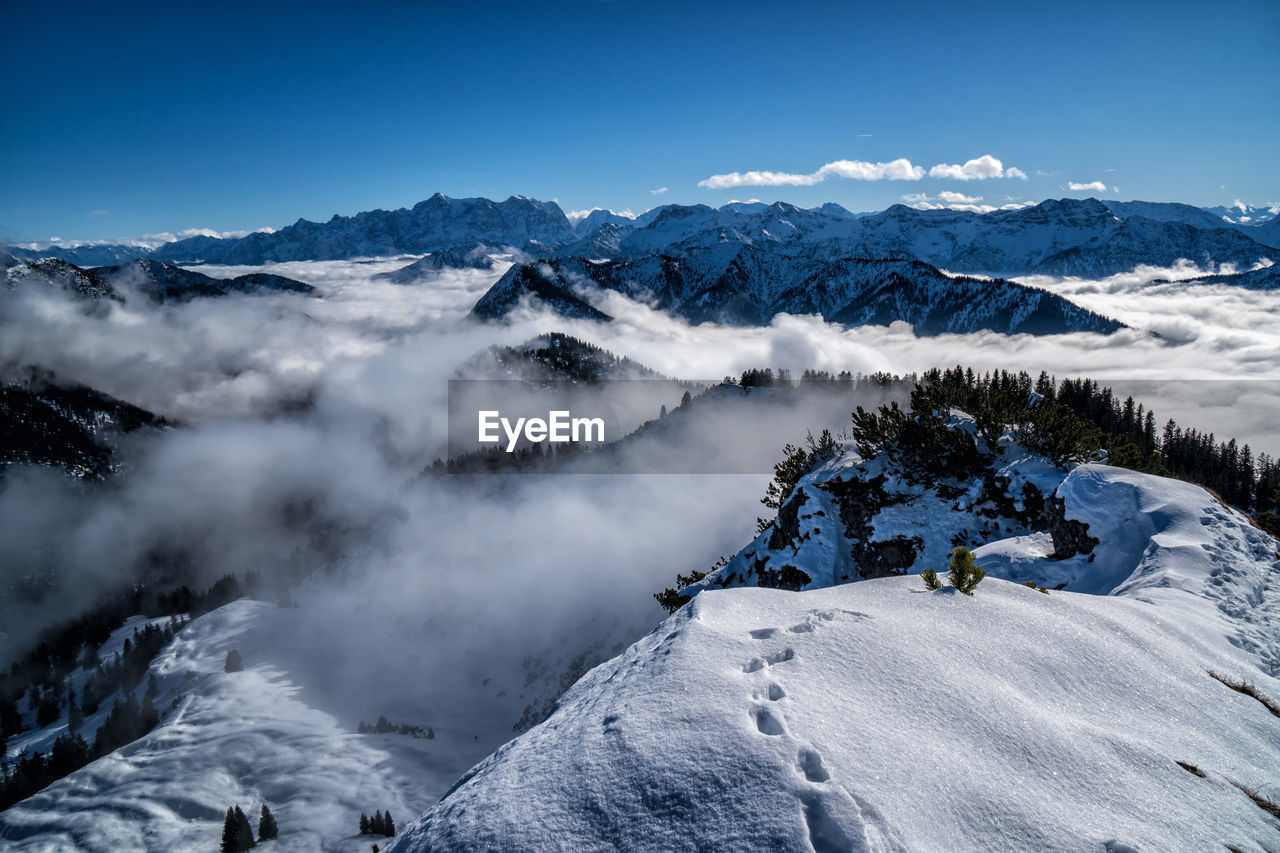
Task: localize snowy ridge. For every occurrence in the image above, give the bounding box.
[471,250,1122,334]
[150,195,575,264]
[391,447,1280,851]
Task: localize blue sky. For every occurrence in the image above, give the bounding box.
[2,0,1277,243]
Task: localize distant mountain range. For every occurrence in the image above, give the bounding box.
[472,249,1124,335]
[9,195,1278,280]
[2,255,314,303]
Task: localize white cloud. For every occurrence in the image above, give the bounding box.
[565,208,637,224]
[699,158,926,189]
[1068,181,1109,193]
[901,192,1035,214]
[928,155,1024,181]
[650,187,668,196]
[702,155,1026,189]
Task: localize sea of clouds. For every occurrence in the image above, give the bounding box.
[1,254,1276,798]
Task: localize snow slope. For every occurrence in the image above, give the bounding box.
[0,601,421,852]
[392,463,1280,852]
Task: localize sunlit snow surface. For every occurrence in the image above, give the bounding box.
[391,465,1280,852]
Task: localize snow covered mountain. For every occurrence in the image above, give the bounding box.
[374,246,496,283]
[1204,202,1280,227]
[13,195,1276,278]
[150,195,575,264]
[0,370,165,478]
[471,248,1124,334]
[4,257,122,303]
[4,256,315,304]
[1158,263,1280,291]
[91,259,315,302]
[391,418,1280,852]
[8,244,153,267]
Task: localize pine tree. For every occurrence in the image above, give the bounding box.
[383,809,395,837]
[224,649,244,673]
[947,546,986,595]
[360,812,370,834]
[67,690,84,733]
[920,567,942,590]
[221,807,238,852]
[234,805,256,849]
[258,803,278,840]
[371,811,385,834]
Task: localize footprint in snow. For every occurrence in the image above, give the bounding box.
[797,748,830,783]
[753,706,786,736]
[742,648,795,673]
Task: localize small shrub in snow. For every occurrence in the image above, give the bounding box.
[947,547,986,595]
[921,568,942,590]
[224,648,244,673]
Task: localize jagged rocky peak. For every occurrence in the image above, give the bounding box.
[151,194,577,264]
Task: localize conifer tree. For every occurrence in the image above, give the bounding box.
[258,803,278,840]
[67,690,84,733]
[220,804,256,851]
[920,567,942,590]
[221,807,238,852]
[360,812,370,834]
[234,805,256,849]
[383,809,395,836]
[947,546,986,595]
[371,811,385,834]
[224,649,244,673]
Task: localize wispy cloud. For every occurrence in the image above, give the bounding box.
[1068,181,1108,193]
[699,155,1025,189]
[650,187,668,196]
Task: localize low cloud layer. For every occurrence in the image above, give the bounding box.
[1068,181,1109,193]
[699,155,1025,189]
[1,254,1276,738]
[901,191,1034,214]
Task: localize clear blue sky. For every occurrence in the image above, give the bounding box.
[2,0,1277,243]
